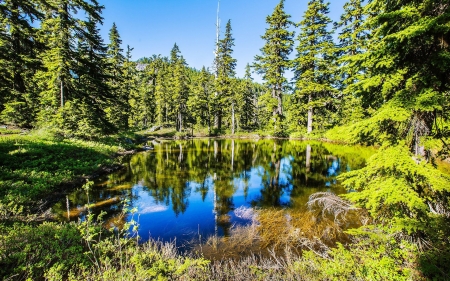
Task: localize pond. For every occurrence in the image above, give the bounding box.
[52,139,375,248]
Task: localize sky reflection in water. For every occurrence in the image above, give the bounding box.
[52,139,375,244]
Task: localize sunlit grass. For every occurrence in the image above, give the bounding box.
[0,134,120,218]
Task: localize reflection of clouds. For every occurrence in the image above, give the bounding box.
[327,160,340,177]
[139,205,168,214]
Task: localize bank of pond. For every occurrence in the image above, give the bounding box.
[51,139,375,255]
[1,137,446,280]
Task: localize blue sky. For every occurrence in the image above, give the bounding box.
[98,0,347,80]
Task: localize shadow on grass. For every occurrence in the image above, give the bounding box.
[0,135,118,216]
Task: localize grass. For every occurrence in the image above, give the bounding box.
[0,133,121,218]
[0,214,424,281]
[0,127,22,135]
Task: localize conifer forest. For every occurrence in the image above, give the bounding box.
[1,0,450,280]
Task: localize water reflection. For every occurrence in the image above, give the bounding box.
[52,139,375,244]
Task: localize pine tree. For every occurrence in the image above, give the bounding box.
[123,45,137,128]
[106,22,128,130]
[167,43,189,132]
[292,0,336,133]
[0,0,44,127]
[214,20,237,133]
[254,0,294,133]
[351,0,450,154]
[154,56,171,125]
[35,0,82,127]
[333,0,368,125]
[72,0,114,136]
[188,67,214,133]
[239,64,256,129]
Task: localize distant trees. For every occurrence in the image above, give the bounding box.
[2,0,448,146]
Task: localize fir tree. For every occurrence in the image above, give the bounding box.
[292,0,336,133]
[72,0,114,136]
[239,64,256,129]
[333,0,368,125]
[106,22,128,130]
[168,43,189,132]
[123,45,137,128]
[350,0,450,154]
[35,0,82,126]
[254,0,294,133]
[0,0,44,127]
[188,67,214,133]
[214,20,237,133]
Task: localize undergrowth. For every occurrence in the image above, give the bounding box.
[0,134,120,218]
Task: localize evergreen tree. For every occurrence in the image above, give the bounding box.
[188,67,214,133]
[214,20,237,133]
[154,56,171,125]
[123,45,137,128]
[106,22,128,130]
[35,0,82,127]
[239,64,256,129]
[292,0,336,133]
[254,0,294,133]
[72,0,114,136]
[0,0,44,127]
[170,42,180,63]
[350,0,450,154]
[333,0,368,125]
[335,0,368,88]
[168,43,189,132]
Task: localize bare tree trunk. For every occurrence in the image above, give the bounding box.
[307,94,313,133]
[214,0,220,132]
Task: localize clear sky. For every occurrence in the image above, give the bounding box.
[98,0,347,81]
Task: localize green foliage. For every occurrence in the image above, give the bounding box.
[106,22,129,131]
[292,0,337,134]
[254,0,295,131]
[0,127,22,135]
[325,99,410,145]
[0,134,118,217]
[214,20,237,132]
[0,222,89,280]
[0,0,43,128]
[340,143,450,235]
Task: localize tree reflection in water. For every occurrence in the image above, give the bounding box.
[52,139,375,244]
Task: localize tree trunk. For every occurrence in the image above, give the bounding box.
[231,101,235,135]
[411,111,434,157]
[277,86,283,116]
[307,94,313,133]
[178,108,183,132]
[60,80,64,107]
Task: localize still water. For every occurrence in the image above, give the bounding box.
[52,139,375,244]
